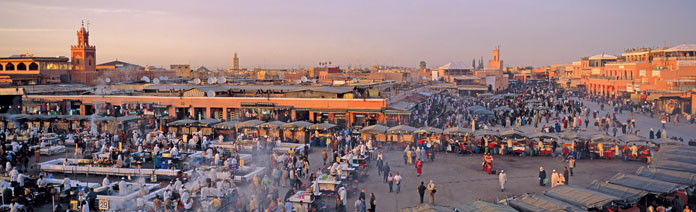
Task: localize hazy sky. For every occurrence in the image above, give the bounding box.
[1,0,695,69]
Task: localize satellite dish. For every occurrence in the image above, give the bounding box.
[193,78,201,84]
[105,78,111,83]
[295,80,301,84]
[352,78,358,83]
[300,76,308,83]
[208,77,217,84]
[141,76,150,83]
[207,90,216,97]
[311,79,317,83]
[153,78,160,84]
[217,77,226,84]
[162,76,169,80]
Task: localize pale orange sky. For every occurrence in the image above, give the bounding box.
[1,0,695,69]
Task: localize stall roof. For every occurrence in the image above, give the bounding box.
[414,127,443,134]
[280,121,312,130]
[652,153,696,165]
[508,194,585,212]
[259,121,287,128]
[399,203,452,212]
[635,166,696,186]
[196,118,222,127]
[650,159,696,174]
[387,125,417,134]
[168,119,197,127]
[474,129,499,137]
[500,129,526,138]
[453,201,517,212]
[213,120,239,130]
[586,180,648,204]
[361,124,389,134]
[608,173,685,194]
[236,119,265,128]
[443,126,472,136]
[543,185,620,210]
[117,115,141,122]
[307,123,338,130]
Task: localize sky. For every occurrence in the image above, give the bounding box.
[1,0,695,70]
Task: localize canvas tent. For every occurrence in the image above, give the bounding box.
[543,185,620,210]
[586,180,647,204]
[508,194,585,212]
[635,166,696,186]
[453,201,517,212]
[608,173,685,194]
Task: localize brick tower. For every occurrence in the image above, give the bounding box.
[70,21,98,85]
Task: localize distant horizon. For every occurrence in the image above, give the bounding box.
[1,0,694,70]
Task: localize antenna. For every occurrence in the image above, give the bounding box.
[86,20,90,31]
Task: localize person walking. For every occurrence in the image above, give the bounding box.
[322,149,328,166]
[394,172,402,193]
[427,180,436,203]
[383,163,390,183]
[376,156,383,176]
[568,156,575,176]
[563,167,569,185]
[539,167,547,186]
[499,170,507,192]
[416,159,423,177]
[417,182,426,204]
[369,193,376,212]
[387,173,394,192]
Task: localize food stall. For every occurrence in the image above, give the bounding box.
[280,121,312,143]
[312,173,342,192]
[360,124,389,143]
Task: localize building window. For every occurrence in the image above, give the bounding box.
[5,63,15,71]
[17,63,27,70]
[29,62,39,70]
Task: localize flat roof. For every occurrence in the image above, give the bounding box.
[143,84,356,94]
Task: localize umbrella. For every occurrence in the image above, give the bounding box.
[443,126,472,136]
[527,132,559,140]
[488,95,504,100]
[493,106,513,112]
[479,93,495,97]
[307,123,338,130]
[525,99,541,103]
[500,129,526,138]
[413,127,443,134]
[474,129,499,137]
[473,109,494,116]
[361,124,389,134]
[387,125,417,134]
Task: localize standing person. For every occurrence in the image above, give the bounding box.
[369,193,376,212]
[383,163,390,183]
[551,170,559,187]
[427,180,436,203]
[415,159,423,177]
[387,173,394,192]
[394,172,402,193]
[417,182,426,204]
[322,149,328,166]
[539,167,547,186]
[563,167,570,185]
[376,155,383,176]
[499,170,507,192]
[568,156,575,176]
[355,197,365,212]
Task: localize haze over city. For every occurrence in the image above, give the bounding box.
[1,0,695,69]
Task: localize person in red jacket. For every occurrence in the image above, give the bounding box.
[416,159,423,177]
